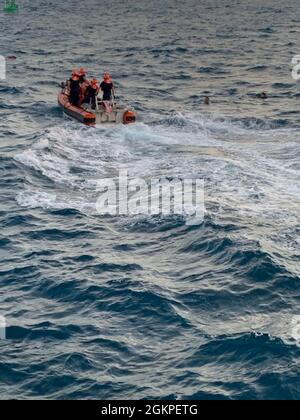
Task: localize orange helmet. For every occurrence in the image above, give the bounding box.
[79,67,87,76]
[90,79,99,88]
[103,72,112,82]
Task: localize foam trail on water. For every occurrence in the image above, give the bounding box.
[15,113,300,264]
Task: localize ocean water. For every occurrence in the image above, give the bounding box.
[0,0,300,400]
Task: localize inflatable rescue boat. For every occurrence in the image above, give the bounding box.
[58,86,136,126]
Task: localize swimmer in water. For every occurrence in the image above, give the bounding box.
[257,92,268,99]
[204,96,210,105]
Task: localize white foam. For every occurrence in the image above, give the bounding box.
[14,114,300,260]
[16,190,58,209]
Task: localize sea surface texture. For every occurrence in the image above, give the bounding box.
[0,0,300,400]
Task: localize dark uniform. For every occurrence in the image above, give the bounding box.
[100,81,114,101]
[84,84,99,109]
[69,78,80,106]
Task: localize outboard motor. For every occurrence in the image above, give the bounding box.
[123,110,136,125]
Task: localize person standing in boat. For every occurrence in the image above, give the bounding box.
[84,79,99,109]
[100,72,115,101]
[69,70,80,106]
[78,68,90,106]
[67,69,78,88]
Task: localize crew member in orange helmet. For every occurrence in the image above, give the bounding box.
[84,79,99,109]
[100,72,115,101]
[69,71,80,106]
[78,68,88,83]
[78,67,90,106]
[67,69,79,88]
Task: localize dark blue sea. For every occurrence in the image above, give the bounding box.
[0,0,300,400]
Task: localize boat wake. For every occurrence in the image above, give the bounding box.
[15,112,300,271]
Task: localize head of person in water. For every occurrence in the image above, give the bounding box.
[257,92,268,99]
[204,96,210,105]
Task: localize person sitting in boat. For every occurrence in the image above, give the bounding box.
[83,79,99,109]
[100,72,115,101]
[69,71,80,106]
